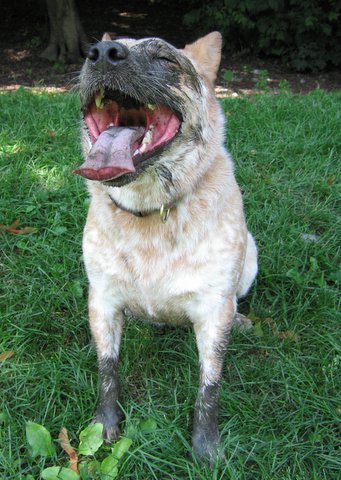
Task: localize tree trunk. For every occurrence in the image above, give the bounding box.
[41,0,88,63]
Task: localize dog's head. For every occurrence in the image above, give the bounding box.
[74,32,225,210]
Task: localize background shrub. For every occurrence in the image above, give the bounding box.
[183,0,341,71]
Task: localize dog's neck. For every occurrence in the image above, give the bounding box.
[108,193,175,223]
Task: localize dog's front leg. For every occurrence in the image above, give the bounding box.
[191,298,234,461]
[88,287,124,440]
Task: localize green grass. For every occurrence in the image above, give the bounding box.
[0,87,340,479]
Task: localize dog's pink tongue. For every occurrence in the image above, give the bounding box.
[73,126,144,181]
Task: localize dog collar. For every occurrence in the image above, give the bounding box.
[108,194,174,223]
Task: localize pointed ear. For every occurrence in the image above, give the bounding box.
[101,32,111,42]
[183,31,222,85]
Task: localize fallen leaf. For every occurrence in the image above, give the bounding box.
[265,318,299,343]
[0,219,37,235]
[328,175,336,185]
[0,351,15,361]
[59,427,79,474]
[253,322,264,337]
[9,218,19,228]
[48,130,57,138]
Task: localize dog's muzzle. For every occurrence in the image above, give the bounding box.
[74,40,182,183]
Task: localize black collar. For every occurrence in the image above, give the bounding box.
[108,194,174,223]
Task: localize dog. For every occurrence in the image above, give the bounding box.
[74,31,258,461]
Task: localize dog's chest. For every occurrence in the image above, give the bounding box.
[83,212,241,325]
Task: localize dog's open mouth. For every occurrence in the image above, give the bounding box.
[73,89,182,182]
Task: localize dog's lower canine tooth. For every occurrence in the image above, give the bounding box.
[142,127,154,146]
[139,143,148,153]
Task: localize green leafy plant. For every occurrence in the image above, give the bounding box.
[223,69,234,83]
[51,63,65,74]
[278,79,290,92]
[255,69,270,92]
[183,0,341,71]
[24,420,154,479]
[26,36,42,50]
[25,68,33,78]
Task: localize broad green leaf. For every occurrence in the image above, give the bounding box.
[78,462,90,480]
[87,460,101,478]
[124,423,138,440]
[100,455,119,479]
[78,423,103,456]
[111,437,132,459]
[247,310,262,323]
[253,322,264,337]
[79,460,101,480]
[26,421,55,458]
[41,466,80,480]
[138,418,157,433]
[223,69,234,82]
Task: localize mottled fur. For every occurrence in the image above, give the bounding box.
[79,31,257,461]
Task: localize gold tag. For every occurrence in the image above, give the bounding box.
[159,204,170,223]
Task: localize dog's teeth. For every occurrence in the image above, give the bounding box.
[147,104,157,111]
[107,122,114,128]
[142,124,155,146]
[142,131,152,146]
[139,143,148,153]
[134,148,140,156]
[95,88,105,109]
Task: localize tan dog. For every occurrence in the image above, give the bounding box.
[74,31,257,461]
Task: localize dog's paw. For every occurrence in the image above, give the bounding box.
[192,430,225,465]
[94,406,123,441]
[233,312,253,332]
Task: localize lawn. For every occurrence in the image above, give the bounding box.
[0,87,340,479]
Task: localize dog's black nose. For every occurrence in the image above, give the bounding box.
[87,41,129,66]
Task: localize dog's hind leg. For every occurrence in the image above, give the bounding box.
[191,297,235,462]
[88,286,124,440]
[237,232,258,298]
[233,232,258,332]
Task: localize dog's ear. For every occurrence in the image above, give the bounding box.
[102,32,111,41]
[183,31,222,86]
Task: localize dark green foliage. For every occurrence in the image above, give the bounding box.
[183,0,341,71]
